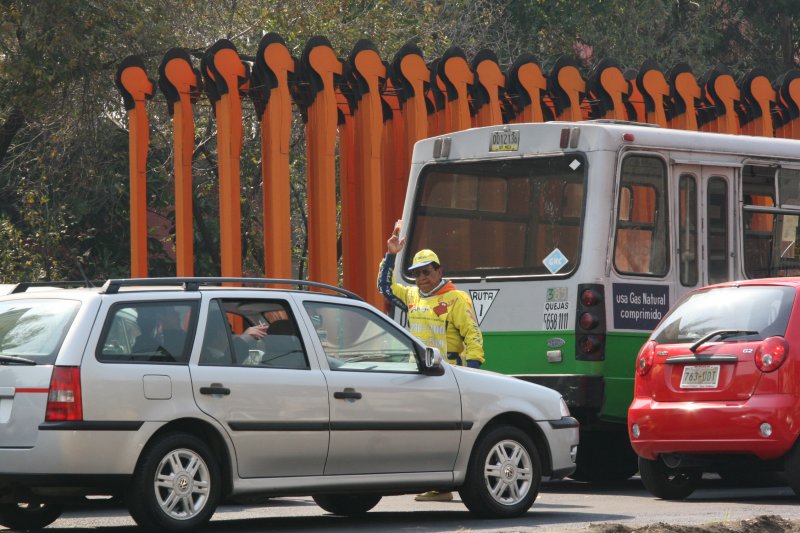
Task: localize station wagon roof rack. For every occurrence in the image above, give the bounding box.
[100,277,364,300]
[10,280,101,294]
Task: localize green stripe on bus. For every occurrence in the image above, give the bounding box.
[481,330,649,422]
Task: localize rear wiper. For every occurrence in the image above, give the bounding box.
[0,354,37,365]
[690,330,758,353]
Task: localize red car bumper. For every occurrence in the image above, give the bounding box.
[628,393,800,461]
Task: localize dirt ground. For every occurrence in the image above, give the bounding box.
[586,515,800,533]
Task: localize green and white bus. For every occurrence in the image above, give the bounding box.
[393,120,800,482]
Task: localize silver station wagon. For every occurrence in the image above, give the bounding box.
[0,278,578,531]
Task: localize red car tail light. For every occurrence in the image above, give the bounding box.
[45,366,83,421]
[636,340,656,376]
[754,336,789,373]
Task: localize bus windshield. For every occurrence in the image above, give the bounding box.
[406,155,586,278]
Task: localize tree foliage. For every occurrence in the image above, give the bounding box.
[0,0,797,282]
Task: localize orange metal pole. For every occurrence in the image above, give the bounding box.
[511,58,548,123]
[395,47,429,163]
[440,49,473,133]
[555,66,586,122]
[351,42,386,307]
[255,35,295,279]
[598,65,629,120]
[115,56,154,278]
[638,66,669,127]
[709,74,740,135]
[473,52,505,127]
[160,49,201,277]
[304,39,342,287]
[668,68,700,131]
[746,74,774,137]
[209,41,248,279]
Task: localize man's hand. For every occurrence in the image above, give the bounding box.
[244,323,269,340]
[387,219,406,254]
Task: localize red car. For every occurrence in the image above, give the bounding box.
[628,277,800,499]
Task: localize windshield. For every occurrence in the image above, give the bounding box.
[0,299,81,363]
[652,286,795,344]
[406,155,586,278]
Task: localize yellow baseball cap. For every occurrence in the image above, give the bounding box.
[408,249,440,271]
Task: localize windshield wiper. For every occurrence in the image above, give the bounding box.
[690,330,758,353]
[0,354,37,365]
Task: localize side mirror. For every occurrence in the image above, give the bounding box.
[422,346,445,375]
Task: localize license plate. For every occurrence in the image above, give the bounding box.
[679,365,720,389]
[489,130,520,152]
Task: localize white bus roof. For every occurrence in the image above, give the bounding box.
[411,120,800,166]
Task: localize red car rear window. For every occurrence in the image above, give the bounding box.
[652,285,795,344]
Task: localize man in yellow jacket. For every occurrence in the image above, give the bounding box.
[378,221,485,368]
[377,221,485,502]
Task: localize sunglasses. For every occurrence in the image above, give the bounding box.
[410,266,437,278]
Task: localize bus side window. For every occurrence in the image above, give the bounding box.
[743,167,800,278]
[614,156,669,276]
[742,165,777,278]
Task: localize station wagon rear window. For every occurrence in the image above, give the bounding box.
[0,299,81,364]
[652,285,795,344]
[98,302,197,364]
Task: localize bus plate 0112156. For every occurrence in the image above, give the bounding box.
[489,130,520,152]
[679,365,720,389]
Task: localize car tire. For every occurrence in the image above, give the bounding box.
[127,433,221,531]
[312,493,382,516]
[0,502,62,530]
[638,456,700,500]
[784,439,800,496]
[459,425,542,518]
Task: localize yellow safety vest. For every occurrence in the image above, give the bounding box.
[378,255,484,365]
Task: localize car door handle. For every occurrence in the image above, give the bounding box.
[200,385,231,396]
[333,390,362,400]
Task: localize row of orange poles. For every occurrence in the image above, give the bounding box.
[115,38,800,306]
